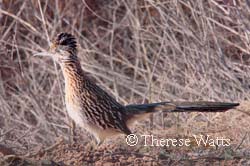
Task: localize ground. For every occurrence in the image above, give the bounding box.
[1,102,250,165]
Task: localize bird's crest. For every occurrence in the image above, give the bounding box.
[51,33,77,55]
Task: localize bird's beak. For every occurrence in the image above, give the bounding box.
[33,51,54,57]
[34,42,56,57]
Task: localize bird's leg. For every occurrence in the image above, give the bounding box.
[70,120,76,144]
[149,114,154,130]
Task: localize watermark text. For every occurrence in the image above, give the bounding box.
[126,134,230,147]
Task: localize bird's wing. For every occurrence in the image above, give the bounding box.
[82,79,131,135]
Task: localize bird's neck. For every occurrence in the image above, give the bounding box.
[60,59,85,90]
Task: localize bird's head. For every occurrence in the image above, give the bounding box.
[34,33,78,63]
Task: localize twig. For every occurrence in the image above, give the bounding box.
[235,132,248,151]
[23,137,64,158]
[0,8,38,33]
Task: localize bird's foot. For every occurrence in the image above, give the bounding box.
[85,140,103,151]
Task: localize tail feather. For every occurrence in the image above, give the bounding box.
[125,101,239,115]
[172,101,239,112]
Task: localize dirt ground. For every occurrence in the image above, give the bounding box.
[1,102,250,165]
[1,135,250,166]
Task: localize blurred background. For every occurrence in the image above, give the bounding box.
[1,0,250,165]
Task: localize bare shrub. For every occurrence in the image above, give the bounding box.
[0,0,250,155]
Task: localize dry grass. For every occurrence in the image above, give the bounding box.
[1,0,250,165]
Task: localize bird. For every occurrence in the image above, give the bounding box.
[34,32,239,146]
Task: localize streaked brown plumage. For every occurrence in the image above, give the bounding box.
[35,33,239,145]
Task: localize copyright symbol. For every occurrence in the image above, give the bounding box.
[126,134,138,146]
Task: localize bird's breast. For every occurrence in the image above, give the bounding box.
[65,94,85,125]
[64,81,86,122]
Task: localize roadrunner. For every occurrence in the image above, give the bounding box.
[35,33,239,145]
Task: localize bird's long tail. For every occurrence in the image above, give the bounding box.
[125,101,239,115]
